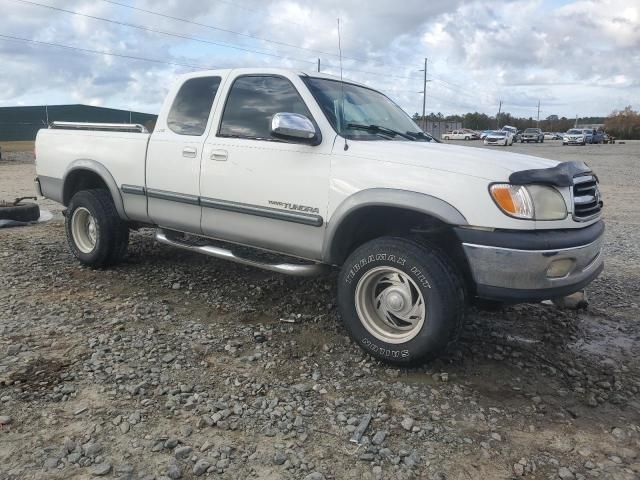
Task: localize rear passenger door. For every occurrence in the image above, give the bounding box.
[146,75,223,232]
[199,73,332,260]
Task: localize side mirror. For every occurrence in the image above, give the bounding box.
[271,113,320,145]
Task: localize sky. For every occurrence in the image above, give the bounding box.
[0,0,638,119]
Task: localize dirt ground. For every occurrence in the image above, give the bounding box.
[1,141,639,480]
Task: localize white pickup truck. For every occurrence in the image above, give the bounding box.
[35,68,604,365]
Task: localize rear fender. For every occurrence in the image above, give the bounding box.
[63,159,128,219]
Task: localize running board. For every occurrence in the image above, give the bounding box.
[154,229,328,277]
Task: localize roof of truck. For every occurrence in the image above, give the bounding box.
[174,68,366,87]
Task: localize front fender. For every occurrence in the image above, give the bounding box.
[322,188,467,263]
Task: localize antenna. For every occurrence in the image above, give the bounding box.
[337,18,348,151]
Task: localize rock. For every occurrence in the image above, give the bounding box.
[174,446,193,459]
[490,432,502,442]
[162,353,177,363]
[120,421,130,433]
[0,415,12,425]
[558,467,574,479]
[611,427,626,440]
[514,463,525,476]
[91,463,112,476]
[167,461,182,479]
[63,437,76,453]
[274,451,287,465]
[304,473,325,480]
[372,430,387,445]
[401,417,414,431]
[43,457,59,470]
[193,459,210,476]
[83,443,103,457]
[552,290,588,309]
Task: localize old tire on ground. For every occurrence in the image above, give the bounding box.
[337,237,465,366]
[65,189,129,268]
[0,202,40,222]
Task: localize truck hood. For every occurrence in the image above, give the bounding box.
[345,140,559,180]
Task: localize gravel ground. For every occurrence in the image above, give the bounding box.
[1,142,639,480]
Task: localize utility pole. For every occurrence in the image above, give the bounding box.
[497,100,503,128]
[45,105,49,125]
[536,100,540,128]
[419,58,428,131]
[317,58,321,73]
[575,115,578,127]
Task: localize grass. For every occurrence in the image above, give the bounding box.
[0,141,35,153]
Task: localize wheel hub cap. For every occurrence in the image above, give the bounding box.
[71,207,97,254]
[354,266,427,344]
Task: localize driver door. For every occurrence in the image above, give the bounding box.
[199,73,332,260]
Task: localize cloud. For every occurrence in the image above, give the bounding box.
[0,0,637,117]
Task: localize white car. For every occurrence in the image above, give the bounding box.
[34,67,604,366]
[442,130,475,140]
[484,130,513,146]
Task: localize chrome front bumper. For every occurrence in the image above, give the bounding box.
[457,222,605,301]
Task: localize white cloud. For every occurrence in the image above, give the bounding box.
[0,0,638,118]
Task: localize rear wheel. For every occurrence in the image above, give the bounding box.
[338,237,465,366]
[65,189,129,268]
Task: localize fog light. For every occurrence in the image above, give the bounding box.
[547,259,575,278]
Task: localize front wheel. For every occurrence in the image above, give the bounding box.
[65,189,129,268]
[337,237,465,366]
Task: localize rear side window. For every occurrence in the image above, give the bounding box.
[219,75,312,140]
[167,76,221,136]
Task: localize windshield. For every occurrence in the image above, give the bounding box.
[489,131,506,136]
[302,76,431,141]
[567,129,582,134]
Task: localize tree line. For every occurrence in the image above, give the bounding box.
[412,106,640,139]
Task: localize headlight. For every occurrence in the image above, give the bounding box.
[563,136,569,141]
[489,184,567,220]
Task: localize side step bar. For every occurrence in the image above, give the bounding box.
[154,229,328,277]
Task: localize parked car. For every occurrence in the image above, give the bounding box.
[563,128,591,145]
[543,132,559,140]
[34,67,605,365]
[483,130,512,146]
[521,128,544,143]
[461,129,480,140]
[480,130,493,140]
[501,125,520,143]
[602,132,615,144]
[442,129,475,140]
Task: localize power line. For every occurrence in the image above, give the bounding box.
[99,0,367,62]
[0,33,216,70]
[12,0,317,65]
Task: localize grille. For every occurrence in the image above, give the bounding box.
[572,174,602,220]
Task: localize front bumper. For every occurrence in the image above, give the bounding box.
[455,221,604,302]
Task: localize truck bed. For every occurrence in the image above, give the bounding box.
[35,126,150,213]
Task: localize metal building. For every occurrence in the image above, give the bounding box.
[0,104,157,141]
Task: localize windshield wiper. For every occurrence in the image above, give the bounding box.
[405,130,439,142]
[346,123,416,141]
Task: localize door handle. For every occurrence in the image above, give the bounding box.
[210,149,228,161]
[182,147,197,158]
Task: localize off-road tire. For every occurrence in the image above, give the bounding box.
[65,189,129,268]
[0,202,40,222]
[337,237,465,366]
